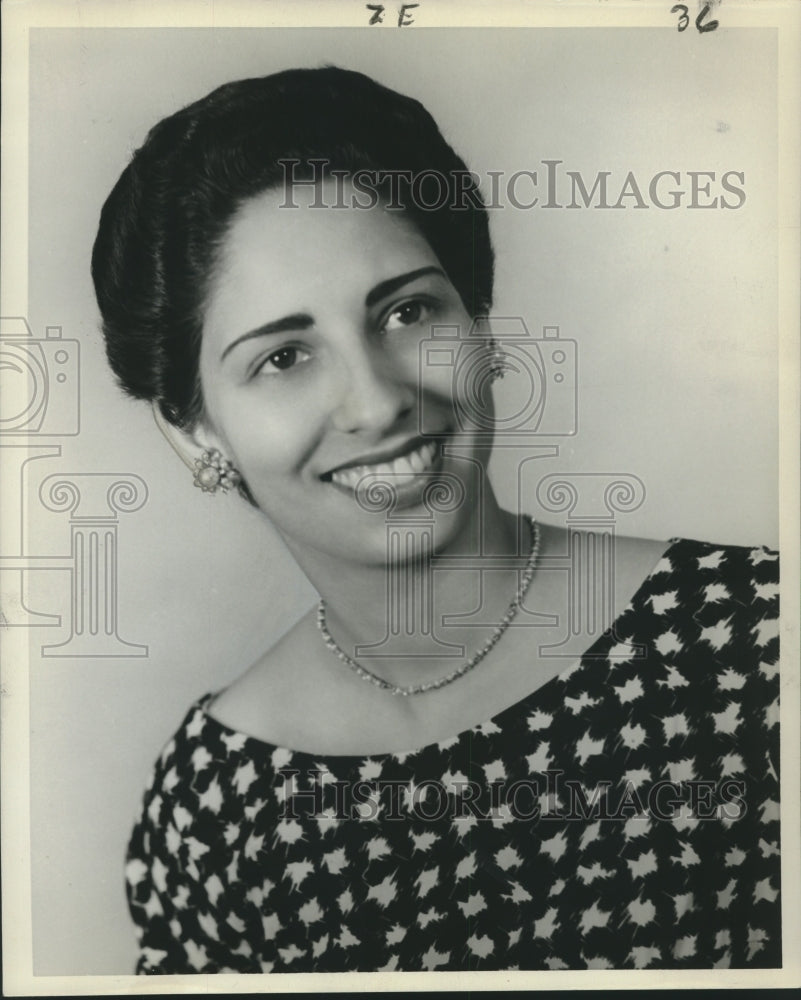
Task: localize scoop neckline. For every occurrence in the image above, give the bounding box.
[197,536,682,766]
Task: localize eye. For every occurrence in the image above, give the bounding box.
[381,299,431,333]
[253,345,311,376]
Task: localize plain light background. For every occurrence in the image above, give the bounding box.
[25,27,777,974]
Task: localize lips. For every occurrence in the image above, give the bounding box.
[322,437,441,491]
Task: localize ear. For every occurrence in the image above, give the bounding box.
[150,402,229,473]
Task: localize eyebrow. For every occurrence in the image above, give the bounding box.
[363,266,446,308]
[220,313,313,362]
[220,266,447,362]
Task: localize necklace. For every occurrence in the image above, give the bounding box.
[316,516,541,697]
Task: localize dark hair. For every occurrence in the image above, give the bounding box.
[91,65,495,430]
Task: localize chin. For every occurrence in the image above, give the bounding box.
[357,494,474,563]
[251,444,485,565]
[297,494,471,568]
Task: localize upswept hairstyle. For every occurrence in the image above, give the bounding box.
[91,65,495,430]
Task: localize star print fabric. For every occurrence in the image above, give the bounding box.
[125,538,781,972]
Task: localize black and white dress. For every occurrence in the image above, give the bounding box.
[125,537,781,972]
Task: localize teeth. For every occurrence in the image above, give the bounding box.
[391,453,414,475]
[331,467,362,489]
[329,440,439,490]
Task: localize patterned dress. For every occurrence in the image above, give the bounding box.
[125,537,781,972]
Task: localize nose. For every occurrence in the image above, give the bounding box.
[330,345,414,435]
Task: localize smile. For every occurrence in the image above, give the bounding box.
[325,439,440,491]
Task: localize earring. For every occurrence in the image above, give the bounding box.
[488,337,507,382]
[193,449,242,494]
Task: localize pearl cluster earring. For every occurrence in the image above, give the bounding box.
[193,449,242,494]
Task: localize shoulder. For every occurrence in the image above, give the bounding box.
[648,536,779,616]
[608,536,780,740]
[125,696,285,973]
[126,692,287,925]
[620,534,780,653]
[132,695,274,839]
[561,532,782,733]
[606,531,779,607]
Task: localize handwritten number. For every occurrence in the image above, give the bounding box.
[695,4,719,32]
[671,2,719,33]
[366,4,385,24]
[671,4,690,31]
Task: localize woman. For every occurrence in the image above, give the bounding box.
[92,66,780,973]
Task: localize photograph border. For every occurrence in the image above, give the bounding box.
[2,0,799,994]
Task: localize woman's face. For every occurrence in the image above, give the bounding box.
[196,181,493,564]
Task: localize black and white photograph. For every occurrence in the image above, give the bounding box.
[2,0,799,992]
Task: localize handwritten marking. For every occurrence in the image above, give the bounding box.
[671,3,720,33]
[398,3,419,26]
[366,3,419,26]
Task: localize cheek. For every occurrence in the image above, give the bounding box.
[211,396,324,482]
[237,438,306,480]
[422,343,489,402]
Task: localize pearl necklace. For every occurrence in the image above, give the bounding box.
[316,517,540,697]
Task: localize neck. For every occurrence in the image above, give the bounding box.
[280,489,535,690]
